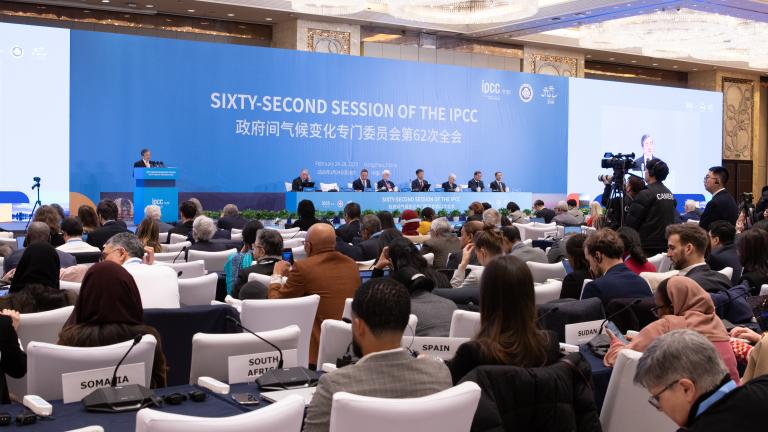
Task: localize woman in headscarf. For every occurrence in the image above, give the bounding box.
[400,209,421,236]
[0,243,73,313]
[605,276,739,383]
[58,261,167,388]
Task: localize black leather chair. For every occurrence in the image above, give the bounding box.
[537,298,606,343]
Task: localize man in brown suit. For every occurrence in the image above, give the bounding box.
[269,223,360,365]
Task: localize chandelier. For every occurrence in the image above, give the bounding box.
[290,0,539,24]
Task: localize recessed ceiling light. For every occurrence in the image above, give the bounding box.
[187,9,195,12]
[146,4,154,7]
[672,65,678,68]
[631,60,637,63]
[201,21,209,25]
[227,13,235,17]
[608,57,615,61]
[586,54,591,58]
[101,0,109,3]
[692,68,698,71]
[652,63,658,66]
[265,17,273,21]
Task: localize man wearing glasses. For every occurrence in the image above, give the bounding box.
[699,166,738,231]
[634,329,766,431]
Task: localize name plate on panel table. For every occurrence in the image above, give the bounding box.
[564,320,604,346]
[61,363,146,404]
[228,349,298,385]
[402,337,470,361]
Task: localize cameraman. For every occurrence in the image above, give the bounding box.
[754,186,768,221]
[600,174,645,230]
[624,159,677,256]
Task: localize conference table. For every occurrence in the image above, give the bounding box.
[286,191,533,212]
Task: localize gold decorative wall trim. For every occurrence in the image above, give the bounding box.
[722,77,755,160]
[528,53,578,77]
[307,28,351,54]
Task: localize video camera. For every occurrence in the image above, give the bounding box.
[741,192,753,205]
[597,153,635,183]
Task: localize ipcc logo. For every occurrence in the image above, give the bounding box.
[519,84,534,103]
[481,80,502,95]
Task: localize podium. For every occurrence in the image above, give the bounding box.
[133,167,178,225]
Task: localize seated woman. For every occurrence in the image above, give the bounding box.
[136,217,162,253]
[560,233,591,299]
[446,255,561,384]
[58,261,167,388]
[585,202,603,227]
[77,205,100,235]
[466,202,484,222]
[224,220,263,296]
[373,237,454,336]
[605,276,739,383]
[0,310,26,404]
[417,207,435,236]
[617,226,656,274]
[738,227,768,295]
[24,205,64,247]
[0,243,74,313]
[291,199,319,232]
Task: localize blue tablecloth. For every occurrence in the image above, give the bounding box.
[580,345,612,412]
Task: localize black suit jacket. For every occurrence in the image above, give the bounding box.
[134,160,149,168]
[188,240,231,253]
[699,190,738,231]
[233,258,279,299]
[685,264,731,293]
[335,220,361,244]
[85,221,130,250]
[706,243,743,285]
[632,156,658,172]
[468,179,484,191]
[217,215,248,230]
[167,220,194,242]
[335,237,379,262]
[441,182,459,192]
[376,179,396,192]
[490,180,506,192]
[0,315,26,404]
[157,221,175,233]
[535,208,556,224]
[292,177,312,192]
[352,178,372,191]
[411,179,430,192]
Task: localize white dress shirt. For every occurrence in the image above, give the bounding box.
[57,238,100,253]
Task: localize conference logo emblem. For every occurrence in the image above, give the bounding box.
[540,85,558,104]
[481,80,511,101]
[337,200,344,208]
[519,84,534,103]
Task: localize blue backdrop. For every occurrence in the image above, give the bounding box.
[69,31,569,204]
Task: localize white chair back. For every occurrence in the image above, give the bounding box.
[534,280,562,305]
[405,314,418,338]
[356,260,375,271]
[153,252,184,263]
[187,249,236,273]
[136,394,305,432]
[231,233,243,242]
[423,253,434,266]
[317,319,352,367]
[521,225,556,242]
[400,336,470,361]
[240,295,320,368]
[283,238,304,249]
[600,349,677,432]
[270,227,300,235]
[342,298,353,320]
[0,257,3,271]
[647,253,665,271]
[168,233,188,244]
[156,260,207,279]
[320,182,339,192]
[247,272,275,286]
[189,325,300,383]
[527,261,567,283]
[27,335,157,400]
[448,310,480,338]
[685,219,700,225]
[60,280,82,294]
[0,232,13,239]
[0,238,17,251]
[160,241,191,253]
[329,382,481,432]
[178,273,218,306]
[718,266,733,280]
[284,182,293,192]
[761,284,768,296]
[292,246,307,261]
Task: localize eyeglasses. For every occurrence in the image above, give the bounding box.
[648,380,679,410]
[100,247,124,262]
[703,175,714,182]
[650,304,671,318]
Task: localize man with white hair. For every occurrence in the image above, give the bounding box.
[634,329,767,431]
[421,218,461,268]
[441,174,459,192]
[291,169,312,191]
[217,204,247,230]
[553,200,582,226]
[482,208,501,227]
[144,204,174,232]
[681,199,702,222]
[188,216,231,253]
[377,170,396,192]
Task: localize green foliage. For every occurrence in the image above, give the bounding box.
[498,208,509,217]
[362,209,375,216]
[203,210,221,219]
[523,209,532,216]
[437,208,448,218]
[392,209,401,218]
[450,209,461,217]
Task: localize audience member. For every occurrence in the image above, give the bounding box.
[234,228,282,299]
[553,201,582,226]
[28,205,65,247]
[77,205,100,234]
[665,224,730,293]
[336,214,381,261]
[188,198,204,216]
[50,203,66,222]
[586,202,603,227]
[421,218,461,269]
[447,255,560,384]
[102,233,180,308]
[303,278,451,432]
[0,243,74,313]
[561,234,590,299]
[224,220,263,296]
[482,208,501,227]
[0,310,25,404]
[377,210,396,230]
[188,216,230,252]
[699,166,738,231]
[336,202,361,244]
[58,261,167,388]
[291,199,319,231]
[58,217,100,253]
[418,207,435,235]
[268,223,359,365]
[706,221,741,285]
[582,229,652,304]
[143,205,174,232]
[217,204,248,230]
[86,199,130,250]
[3,222,76,273]
[467,201,484,222]
[617,227,656,274]
[532,199,555,223]
[500,226,547,263]
[445,220,483,269]
[451,227,504,290]
[136,217,162,253]
[605,277,739,382]
[737,227,768,295]
[681,199,702,222]
[625,159,677,255]
[504,201,527,225]
[167,201,198,242]
[400,209,421,236]
[634,329,766,432]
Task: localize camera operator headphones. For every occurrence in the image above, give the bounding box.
[646,159,657,178]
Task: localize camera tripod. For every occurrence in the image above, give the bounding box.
[24,178,42,231]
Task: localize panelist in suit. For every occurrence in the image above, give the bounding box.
[699,166,738,231]
[291,169,313,192]
[86,199,130,250]
[411,169,430,192]
[377,170,396,192]
[468,171,484,192]
[632,134,657,173]
[490,171,507,192]
[441,174,460,192]
[133,148,161,168]
[352,169,372,192]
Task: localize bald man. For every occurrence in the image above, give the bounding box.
[3,222,76,274]
[268,223,360,366]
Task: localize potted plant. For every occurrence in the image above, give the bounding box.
[437,209,448,218]
[276,209,289,227]
[450,209,461,222]
[392,209,401,219]
[362,209,375,216]
[323,210,336,222]
[499,208,510,218]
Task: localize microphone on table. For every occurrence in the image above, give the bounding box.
[535,306,560,324]
[225,316,319,390]
[172,246,188,263]
[82,334,155,412]
[588,298,642,358]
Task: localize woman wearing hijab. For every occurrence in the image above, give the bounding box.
[0,243,73,313]
[0,309,26,404]
[605,276,739,383]
[58,261,167,388]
